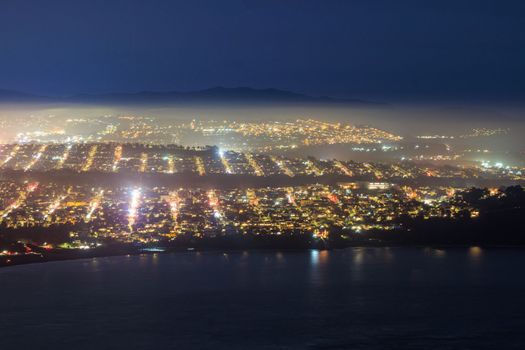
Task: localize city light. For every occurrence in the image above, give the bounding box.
[112,145,122,172]
[127,188,142,229]
[85,190,104,222]
[218,149,233,174]
[24,145,47,171]
[56,144,72,169]
[139,153,148,173]
[194,156,206,176]
[82,145,98,172]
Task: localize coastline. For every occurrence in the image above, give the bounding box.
[3,243,525,269]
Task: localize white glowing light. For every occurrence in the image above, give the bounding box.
[127,188,142,228]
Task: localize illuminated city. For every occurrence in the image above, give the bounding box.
[2,1,525,349]
[0,137,522,258]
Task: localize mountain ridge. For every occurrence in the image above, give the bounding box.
[0,86,377,105]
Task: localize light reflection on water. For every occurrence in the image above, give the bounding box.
[309,249,329,266]
[469,246,483,260]
[424,247,447,258]
[0,247,523,350]
[310,249,319,265]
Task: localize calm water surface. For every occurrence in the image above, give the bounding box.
[1,248,525,349]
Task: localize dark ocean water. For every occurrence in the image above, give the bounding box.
[1,248,525,349]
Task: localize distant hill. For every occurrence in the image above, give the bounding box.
[0,87,376,105]
[0,89,52,102]
[68,87,373,105]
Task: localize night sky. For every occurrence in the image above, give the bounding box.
[1,0,524,101]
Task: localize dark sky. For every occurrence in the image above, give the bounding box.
[1,0,524,101]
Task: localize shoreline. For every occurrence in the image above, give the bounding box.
[3,243,525,269]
